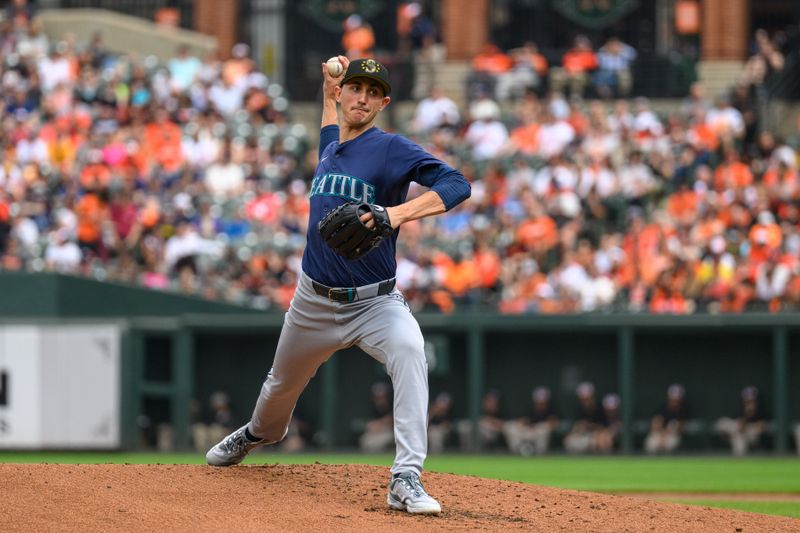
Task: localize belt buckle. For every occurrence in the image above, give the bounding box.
[328,288,336,301]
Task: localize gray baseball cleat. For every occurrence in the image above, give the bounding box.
[206,425,264,466]
[387,471,442,514]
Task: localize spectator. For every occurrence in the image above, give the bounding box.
[168,44,202,94]
[464,98,508,160]
[406,2,446,100]
[564,382,606,453]
[44,229,82,273]
[280,409,314,453]
[595,393,621,453]
[457,389,507,450]
[644,384,689,454]
[192,391,234,453]
[427,392,454,454]
[740,29,784,89]
[496,42,548,101]
[795,422,800,456]
[341,14,375,60]
[681,82,711,120]
[359,382,394,453]
[706,95,746,143]
[467,43,513,101]
[504,386,559,456]
[715,386,769,456]
[550,35,598,98]
[593,36,637,99]
[411,86,459,133]
[6,0,37,32]
[163,219,224,274]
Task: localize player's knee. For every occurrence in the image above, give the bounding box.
[387,336,426,365]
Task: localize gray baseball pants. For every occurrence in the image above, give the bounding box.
[247,272,429,477]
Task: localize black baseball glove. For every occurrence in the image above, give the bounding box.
[318,202,394,260]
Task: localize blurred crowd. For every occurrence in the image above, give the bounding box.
[1,7,799,315]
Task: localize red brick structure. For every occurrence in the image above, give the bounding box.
[194,0,239,59]
[701,0,750,60]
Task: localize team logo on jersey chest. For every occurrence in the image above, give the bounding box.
[310,173,376,204]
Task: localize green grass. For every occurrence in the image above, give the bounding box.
[671,500,800,519]
[2,453,799,518]
[1,453,799,493]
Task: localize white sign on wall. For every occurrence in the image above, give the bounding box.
[0,324,121,449]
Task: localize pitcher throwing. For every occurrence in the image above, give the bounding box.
[206,56,471,515]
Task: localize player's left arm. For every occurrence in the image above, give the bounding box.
[384,159,471,226]
[362,165,471,229]
[384,190,446,229]
[366,136,471,229]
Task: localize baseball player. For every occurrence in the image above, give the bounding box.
[206,55,471,515]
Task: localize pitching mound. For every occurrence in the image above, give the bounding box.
[1,463,797,532]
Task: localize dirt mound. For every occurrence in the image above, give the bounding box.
[1,463,797,532]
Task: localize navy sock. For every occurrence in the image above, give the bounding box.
[244,426,261,442]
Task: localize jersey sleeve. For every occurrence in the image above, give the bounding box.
[319,125,339,158]
[386,135,471,211]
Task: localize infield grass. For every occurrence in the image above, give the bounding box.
[2,453,798,518]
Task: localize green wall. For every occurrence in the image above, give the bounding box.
[0,273,261,317]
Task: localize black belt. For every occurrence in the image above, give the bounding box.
[311,278,396,303]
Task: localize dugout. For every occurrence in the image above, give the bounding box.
[1,273,799,454]
[178,313,800,454]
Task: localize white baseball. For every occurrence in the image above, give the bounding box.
[326,57,343,77]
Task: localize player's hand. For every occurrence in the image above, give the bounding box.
[360,205,401,230]
[321,55,349,100]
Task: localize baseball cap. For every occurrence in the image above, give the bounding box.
[576,382,595,398]
[532,387,551,402]
[340,58,391,96]
[602,393,620,410]
[667,383,685,399]
[741,386,758,400]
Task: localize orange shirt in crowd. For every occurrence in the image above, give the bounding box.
[762,167,799,190]
[516,215,559,251]
[79,163,111,189]
[689,123,719,151]
[561,50,597,74]
[714,161,753,191]
[472,45,514,74]
[143,120,184,173]
[342,27,375,59]
[441,258,480,296]
[649,288,688,314]
[76,193,105,244]
[748,222,782,254]
[666,189,699,225]
[473,249,501,288]
[510,122,540,155]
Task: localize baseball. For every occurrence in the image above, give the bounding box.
[326,57,343,77]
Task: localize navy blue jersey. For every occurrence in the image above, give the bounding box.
[302,126,470,287]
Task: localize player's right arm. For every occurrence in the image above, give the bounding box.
[319,55,348,157]
[321,55,348,128]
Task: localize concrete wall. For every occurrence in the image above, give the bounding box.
[40,8,217,62]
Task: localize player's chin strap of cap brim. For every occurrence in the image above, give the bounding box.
[311,278,396,303]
